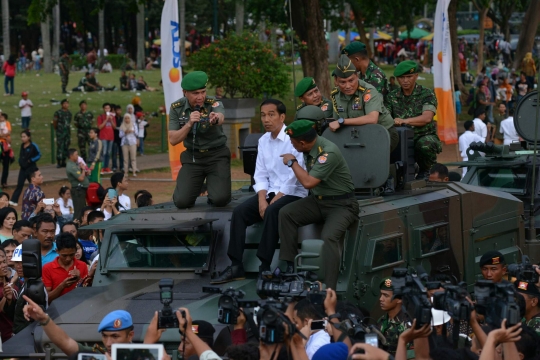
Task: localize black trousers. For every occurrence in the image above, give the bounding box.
[228,193,301,266]
[1,155,10,185]
[11,166,36,203]
[72,187,87,221]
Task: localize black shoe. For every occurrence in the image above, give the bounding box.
[210,265,245,284]
[383,176,395,195]
[285,264,294,274]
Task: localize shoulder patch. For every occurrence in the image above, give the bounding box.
[364,94,371,102]
[318,155,327,164]
[212,101,220,108]
[321,103,328,111]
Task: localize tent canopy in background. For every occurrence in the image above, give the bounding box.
[399,27,431,39]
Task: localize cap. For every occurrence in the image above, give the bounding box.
[21,91,28,97]
[334,54,357,78]
[192,320,215,345]
[342,41,367,56]
[294,77,317,97]
[181,71,208,91]
[515,280,540,296]
[380,277,393,290]
[394,60,419,77]
[11,245,22,262]
[79,100,87,106]
[285,120,316,138]
[97,310,133,332]
[479,250,505,267]
[312,342,349,360]
[135,112,144,118]
[296,105,325,122]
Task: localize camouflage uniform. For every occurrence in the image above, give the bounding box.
[523,315,540,337]
[360,60,389,99]
[295,98,333,134]
[74,110,94,160]
[385,84,442,173]
[54,109,72,164]
[377,309,413,356]
[59,56,70,92]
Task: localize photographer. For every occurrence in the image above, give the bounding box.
[177,307,222,360]
[293,299,330,359]
[323,288,352,349]
[514,280,540,336]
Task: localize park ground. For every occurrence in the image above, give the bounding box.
[2,65,463,207]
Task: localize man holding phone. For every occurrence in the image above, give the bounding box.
[97,103,117,174]
[66,149,89,220]
[42,232,88,303]
[293,299,330,359]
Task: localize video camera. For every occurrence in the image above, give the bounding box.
[257,268,324,304]
[202,286,245,325]
[157,278,179,329]
[22,239,47,310]
[239,298,304,344]
[474,280,520,328]
[508,255,539,284]
[432,283,474,323]
[391,268,432,327]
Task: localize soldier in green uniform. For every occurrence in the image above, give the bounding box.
[53,99,72,168]
[377,277,413,357]
[294,77,333,122]
[342,42,389,98]
[168,71,230,209]
[74,100,94,161]
[328,55,399,153]
[66,149,90,220]
[279,120,359,289]
[515,279,540,337]
[385,60,442,180]
[59,51,70,94]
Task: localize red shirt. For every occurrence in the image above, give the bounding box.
[42,258,88,296]
[97,113,116,141]
[2,62,15,77]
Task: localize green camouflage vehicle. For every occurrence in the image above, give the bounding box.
[2,120,531,358]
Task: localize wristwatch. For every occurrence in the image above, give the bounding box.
[287,159,298,167]
[338,118,345,125]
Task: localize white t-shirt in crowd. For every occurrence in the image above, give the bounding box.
[472,118,487,140]
[19,99,33,117]
[500,117,519,145]
[305,330,331,359]
[56,197,74,218]
[459,131,485,160]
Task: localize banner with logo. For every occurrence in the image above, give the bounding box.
[161,0,184,179]
[433,0,457,144]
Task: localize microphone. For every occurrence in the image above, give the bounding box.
[193,105,201,132]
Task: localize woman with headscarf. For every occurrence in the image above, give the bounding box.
[2,55,16,96]
[521,52,537,89]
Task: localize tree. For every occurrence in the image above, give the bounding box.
[98,7,104,58]
[136,1,144,69]
[472,0,493,73]
[52,1,60,61]
[41,16,52,72]
[349,3,372,59]
[487,0,528,41]
[513,0,540,69]
[235,0,244,35]
[2,0,10,58]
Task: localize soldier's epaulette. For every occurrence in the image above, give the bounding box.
[205,97,216,104]
[330,88,339,96]
[358,85,366,92]
[171,98,186,109]
[297,103,304,110]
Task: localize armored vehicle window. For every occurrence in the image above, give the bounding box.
[105,231,213,269]
[469,167,528,194]
[372,236,402,269]
[420,225,449,255]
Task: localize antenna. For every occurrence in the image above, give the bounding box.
[530,70,540,240]
[286,0,297,108]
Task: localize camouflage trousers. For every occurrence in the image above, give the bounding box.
[77,131,90,161]
[56,130,71,163]
[414,134,442,171]
[61,73,69,88]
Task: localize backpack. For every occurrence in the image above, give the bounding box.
[86,182,106,208]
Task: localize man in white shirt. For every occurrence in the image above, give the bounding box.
[211,99,307,284]
[103,172,131,219]
[459,120,485,176]
[472,108,489,142]
[293,299,331,359]
[500,110,520,145]
[19,91,33,129]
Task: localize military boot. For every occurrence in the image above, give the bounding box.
[210,264,245,284]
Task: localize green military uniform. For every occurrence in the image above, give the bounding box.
[74,104,94,161]
[377,277,414,358]
[515,279,540,337]
[342,42,389,98]
[59,55,70,93]
[331,75,399,152]
[279,120,359,290]
[54,105,72,166]
[86,76,99,91]
[296,105,328,136]
[295,100,333,135]
[169,71,230,209]
[294,77,333,134]
[523,315,540,337]
[67,159,89,220]
[385,61,442,175]
[389,82,400,92]
[493,111,505,143]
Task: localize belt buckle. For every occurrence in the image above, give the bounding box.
[317,195,323,200]
[199,149,208,153]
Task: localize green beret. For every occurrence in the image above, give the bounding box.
[295,77,317,97]
[285,120,316,138]
[296,105,325,122]
[394,60,419,77]
[181,71,208,91]
[342,41,366,56]
[380,277,393,290]
[334,54,357,78]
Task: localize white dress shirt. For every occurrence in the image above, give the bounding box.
[472,118,487,140]
[500,117,519,145]
[306,330,331,359]
[252,124,308,198]
[458,131,485,160]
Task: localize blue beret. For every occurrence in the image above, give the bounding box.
[98,310,133,332]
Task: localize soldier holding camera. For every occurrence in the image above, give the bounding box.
[515,279,540,336]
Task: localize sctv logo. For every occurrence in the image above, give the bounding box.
[168,21,181,83]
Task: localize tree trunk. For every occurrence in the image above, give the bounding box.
[136,2,145,70]
[291,0,331,97]
[179,0,186,65]
[476,6,490,73]
[2,0,9,59]
[450,0,466,93]
[513,0,540,69]
[41,17,52,73]
[52,1,60,61]
[350,3,373,59]
[98,8,104,60]
[235,0,244,35]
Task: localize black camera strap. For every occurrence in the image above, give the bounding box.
[243,309,260,340]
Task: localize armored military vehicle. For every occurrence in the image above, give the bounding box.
[2,119,531,358]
